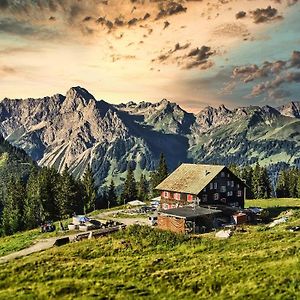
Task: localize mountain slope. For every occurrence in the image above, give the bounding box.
[0,87,299,190]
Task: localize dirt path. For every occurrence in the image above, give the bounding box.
[0,238,57,264]
[0,233,79,264]
[0,210,150,264]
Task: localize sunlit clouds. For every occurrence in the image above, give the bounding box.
[0,0,300,112]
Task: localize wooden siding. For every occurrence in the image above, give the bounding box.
[157,215,185,234]
[160,168,245,209]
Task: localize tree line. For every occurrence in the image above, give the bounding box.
[2,149,299,236]
[230,163,300,199]
[99,153,169,206]
[0,153,169,236]
[0,166,97,236]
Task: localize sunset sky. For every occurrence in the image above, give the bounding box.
[0,0,300,112]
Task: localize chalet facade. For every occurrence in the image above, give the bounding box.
[155,164,247,234]
[156,163,246,210]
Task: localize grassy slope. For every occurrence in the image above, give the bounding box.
[0,199,299,299]
[245,198,300,208]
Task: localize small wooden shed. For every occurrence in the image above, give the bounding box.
[158,206,222,234]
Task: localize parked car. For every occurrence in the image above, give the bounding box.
[40,221,56,233]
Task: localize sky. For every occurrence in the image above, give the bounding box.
[0,0,300,112]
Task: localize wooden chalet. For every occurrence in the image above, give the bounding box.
[155,163,247,233]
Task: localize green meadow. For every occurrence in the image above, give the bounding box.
[0,198,299,299]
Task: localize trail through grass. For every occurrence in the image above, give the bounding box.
[0,199,299,299]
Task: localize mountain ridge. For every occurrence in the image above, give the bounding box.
[0,86,299,191]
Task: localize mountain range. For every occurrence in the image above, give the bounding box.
[0,86,299,191]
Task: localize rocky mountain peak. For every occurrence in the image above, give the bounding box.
[278,101,300,118]
[63,86,96,111]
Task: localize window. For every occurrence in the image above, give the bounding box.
[171,204,177,209]
[227,173,230,178]
[227,181,231,187]
[227,191,233,197]
[237,190,242,197]
[220,198,226,203]
[187,194,193,202]
[214,182,218,189]
[163,191,169,198]
[214,193,219,201]
[220,185,226,193]
[210,183,213,190]
[231,181,234,187]
[203,187,207,192]
[174,193,181,200]
[163,203,168,210]
[202,194,208,202]
[237,183,240,189]
[221,172,225,177]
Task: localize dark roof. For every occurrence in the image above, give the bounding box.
[159,206,222,219]
[156,163,225,194]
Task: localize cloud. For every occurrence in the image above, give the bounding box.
[290,51,300,67]
[251,72,300,96]
[226,50,300,100]
[250,6,282,23]
[0,0,8,9]
[236,11,246,19]
[163,21,170,29]
[0,17,59,39]
[182,46,214,69]
[156,2,187,20]
[153,44,214,70]
[0,65,16,77]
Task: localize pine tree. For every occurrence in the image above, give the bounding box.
[24,170,44,229]
[150,153,169,197]
[107,179,117,208]
[261,167,272,198]
[96,187,108,209]
[240,165,254,199]
[39,167,60,220]
[157,153,168,183]
[276,169,289,198]
[288,168,298,198]
[1,177,25,235]
[297,174,300,198]
[121,165,137,204]
[56,167,82,218]
[82,166,97,213]
[138,174,148,201]
[252,163,267,199]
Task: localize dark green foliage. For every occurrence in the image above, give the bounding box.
[150,153,169,197]
[230,163,272,199]
[1,177,26,235]
[121,165,137,203]
[240,165,254,199]
[96,187,108,209]
[56,167,84,219]
[276,168,300,198]
[82,166,97,213]
[137,174,149,201]
[107,180,117,208]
